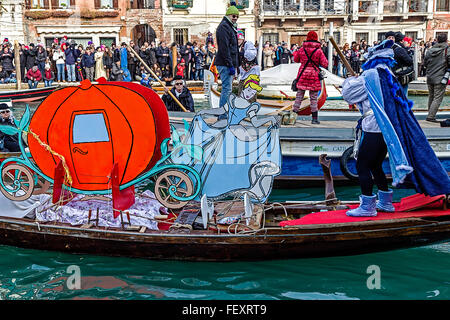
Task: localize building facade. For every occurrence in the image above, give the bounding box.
[258,0,435,46]
[161,0,257,45]
[22,0,163,47]
[426,0,450,41]
[0,0,25,44]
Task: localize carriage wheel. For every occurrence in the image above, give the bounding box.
[32,175,51,195]
[1,164,35,201]
[154,170,194,210]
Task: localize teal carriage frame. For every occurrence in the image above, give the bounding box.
[0,106,202,209]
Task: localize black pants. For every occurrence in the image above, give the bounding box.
[356,132,389,196]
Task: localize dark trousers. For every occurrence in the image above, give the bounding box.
[356,132,389,196]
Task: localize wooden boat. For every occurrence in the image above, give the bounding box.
[0,194,449,261]
[0,85,58,103]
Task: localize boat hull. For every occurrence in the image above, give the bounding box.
[0,215,449,261]
[0,86,58,103]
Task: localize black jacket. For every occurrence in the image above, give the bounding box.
[156,46,170,66]
[24,48,37,70]
[162,87,194,112]
[0,117,21,152]
[392,42,413,75]
[215,17,238,68]
[0,50,14,72]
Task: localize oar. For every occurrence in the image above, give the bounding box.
[329,37,357,109]
[127,44,188,112]
[329,37,356,76]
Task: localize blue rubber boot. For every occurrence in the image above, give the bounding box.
[376,189,395,213]
[346,194,377,217]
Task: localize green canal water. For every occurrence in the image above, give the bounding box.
[0,97,449,300]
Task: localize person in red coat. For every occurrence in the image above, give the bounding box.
[292,31,328,124]
[26,65,42,89]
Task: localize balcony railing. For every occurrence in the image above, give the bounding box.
[168,0,193,9]
[25,0,76,10]
[236,0,250,9]
[409,0,427,12]
[263,0,348,14]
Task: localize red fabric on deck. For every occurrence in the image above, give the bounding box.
[280,195,449,227]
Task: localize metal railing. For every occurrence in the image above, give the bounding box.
[236,0,250,9]
[263,0,348,14]
[409,0,427,12]
[167,0,193,9]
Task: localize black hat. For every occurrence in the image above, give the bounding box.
[0,103,10,110]
[174,75,183,81]
[394,32,405,43]
[385,31,396,38]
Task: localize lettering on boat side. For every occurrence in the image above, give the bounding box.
[66,265,81,290]
[181,304,267,317]
[366,265,381,290]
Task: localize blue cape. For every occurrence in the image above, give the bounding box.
[376,67,450,196]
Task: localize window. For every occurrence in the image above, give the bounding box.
[324,31,341,43]
[305,0,320,11]
[436,31,449,39]
[377,32,386,43]
[263,0,279,11]
[58,0,70,9]
[436,0,449,11]
[263,33,279,45]
[100,0,113,8]
[355,32,369,43]
[405,31,418,41]
[73,113,110,144]
[100,37,116,47]
[409,0,427,12]
[132,0,155,9]
[31,0,45,8]
[173,28,188,46]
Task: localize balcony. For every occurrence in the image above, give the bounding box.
[236,0,250,9]
[262,0,348,16]
[168,0,193,9]
[408,0,427,12]
[383,0,402,13]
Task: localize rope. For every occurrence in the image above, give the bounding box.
[26,129,73,186]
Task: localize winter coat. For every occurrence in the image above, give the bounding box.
[24,48,37,70]
[156,46,170,66]
[44,69,55,81]
[392,42,413,75]
[293,40,328,91]
[64,46,78,65]
[36,48,47,63]
[82,53,95,68]
[110,63,124,81]
[215,17,239,68]
[0,117,20,152]
[424,42,450,85]
[162,86,194,112]
[0,50,14,72]
[263,48,275,68]
[0,69,8,81]
[26,68,42,81]
[53,50,65,65]
[103,53,113,68]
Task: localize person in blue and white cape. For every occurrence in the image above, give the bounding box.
[342,39,450,217]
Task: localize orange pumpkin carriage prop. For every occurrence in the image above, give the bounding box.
[0,79,202,210]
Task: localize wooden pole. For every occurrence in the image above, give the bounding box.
[329,37,356,76]
[127,44,188,112]
[13,41,22,90]
[329,37,357,110]
[172,44,178,78]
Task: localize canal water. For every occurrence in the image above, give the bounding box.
[0,96,449,300]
